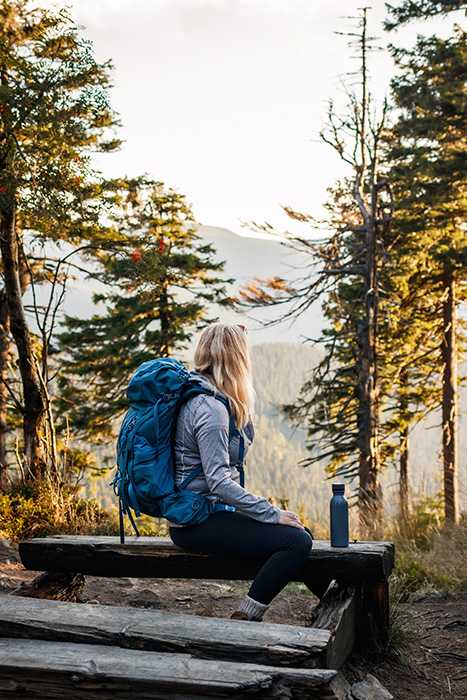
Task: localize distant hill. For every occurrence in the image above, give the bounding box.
[58,225,323,347]
[197,225,324,346]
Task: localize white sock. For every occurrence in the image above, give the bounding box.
[236,594,270,621]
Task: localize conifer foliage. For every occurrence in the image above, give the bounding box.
[384,0,465,30]
[237,2,466,530]
[57,180,233,440]
[385,21,466,523]
[238,9,392,533]
[0,0,120,481]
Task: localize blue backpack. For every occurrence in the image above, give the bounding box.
[112,357,246,543]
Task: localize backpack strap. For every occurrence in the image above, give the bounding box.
[229,411,245,487]
[118,495,141,545]
[119,496,125,545]
[179,465,203,490]
[126,506,141,538]
[176,389,246,490]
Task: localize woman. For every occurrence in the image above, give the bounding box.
[168,323,313,621]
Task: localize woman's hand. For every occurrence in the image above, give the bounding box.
[277,509,306,529]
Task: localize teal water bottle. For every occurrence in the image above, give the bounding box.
[330,483,349,547]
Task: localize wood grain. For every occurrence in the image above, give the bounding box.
[19,536,395,584]
[309,580,358,669]
[0,594,330,668]
[0,638,351,699]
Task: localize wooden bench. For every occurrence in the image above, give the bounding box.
[17,535,394,653]
[0,536,394,698]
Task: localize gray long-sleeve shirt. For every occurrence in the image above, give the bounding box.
[168,371,281,528]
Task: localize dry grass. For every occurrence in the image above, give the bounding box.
[383,515,467,663]
[392,520,467,597]
[0,479,116,542]
[0,477,175,542]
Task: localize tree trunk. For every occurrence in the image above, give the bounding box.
[159,283,171,357]
[399,426,409,523]
[398,368,409,523]
[0,201,46,480]
[441,265,459,525]
[0,289,10,490]
[357,186,382,534]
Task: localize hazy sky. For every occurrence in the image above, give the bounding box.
[51,0,460,237]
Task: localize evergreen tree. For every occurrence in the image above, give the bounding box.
[238,9,392,533]
[57,181,234,441]
[0,0,120,481]
[384,0,465,30]
[385,27,467,524]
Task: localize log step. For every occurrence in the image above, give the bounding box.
[19,535,395,583]
[0,638,350,699]
[0,594,331,668]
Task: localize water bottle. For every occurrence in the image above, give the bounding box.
[330,483,349,547]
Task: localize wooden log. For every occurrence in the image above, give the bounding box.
[0,594,331,668]
[308,580,358,669]
[10,571,85,602]
[0,638,351,699]
[19,536,395,585]
[357,578,390,653]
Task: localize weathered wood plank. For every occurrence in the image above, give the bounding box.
[0,594,330,668]
[0,638,350,699]
[309,580,358,669]
[19,536,395,584]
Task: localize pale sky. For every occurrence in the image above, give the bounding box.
[50,0,461,237]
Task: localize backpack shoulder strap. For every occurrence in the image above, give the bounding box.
[175,385,245,489]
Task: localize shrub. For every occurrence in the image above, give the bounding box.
[0,478,171,542]
[0,480,116,542]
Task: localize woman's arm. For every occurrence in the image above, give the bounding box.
[193,395,281,524]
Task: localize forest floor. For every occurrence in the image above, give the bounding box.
[0,539,465,699]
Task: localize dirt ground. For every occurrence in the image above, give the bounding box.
[0,539,466,699]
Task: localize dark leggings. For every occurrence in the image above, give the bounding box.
[169,510,313,605]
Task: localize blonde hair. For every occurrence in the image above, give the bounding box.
[193,323,255,429]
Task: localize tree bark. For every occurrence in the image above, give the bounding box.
[399,426,409,522]
[353,14,383,534]
[441,264,459,525]
[0,201,46,480]
[308,580,358,669]
[357,184,382,535]
[398,367,409,523]
[11,571,85,602]
[0,289,10,490]
[159,283,171,357]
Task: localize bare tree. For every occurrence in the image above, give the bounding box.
[237,8,392,533]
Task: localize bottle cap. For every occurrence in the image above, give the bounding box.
[332,483,345,494]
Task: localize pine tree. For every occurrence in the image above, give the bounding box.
[57,181,234,441]
[238,9,392,533]
[386,27,467,524]
[384,0,465,30]
[0,0,120,480]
